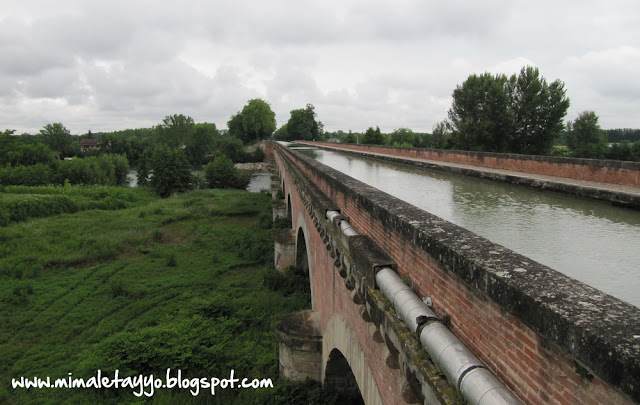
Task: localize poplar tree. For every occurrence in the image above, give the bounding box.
[447,66,570,155]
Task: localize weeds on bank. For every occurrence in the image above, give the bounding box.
[0,187,334,404]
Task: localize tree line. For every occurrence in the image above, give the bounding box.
[332,66,640,162]
[1,100,275,196]
[4,75,640,193]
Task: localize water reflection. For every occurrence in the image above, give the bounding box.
[246,171,271,193]
[299,148,640,308]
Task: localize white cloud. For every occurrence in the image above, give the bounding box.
[564,46,640,100]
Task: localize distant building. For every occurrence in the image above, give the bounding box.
[326,138,340,143]
[80,138,100,151]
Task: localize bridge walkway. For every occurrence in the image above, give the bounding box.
[303,142,640,199]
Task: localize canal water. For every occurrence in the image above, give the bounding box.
[295,146,640,308]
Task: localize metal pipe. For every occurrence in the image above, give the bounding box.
[420,322,484,386]
[326,210,359,236]
[377,268,438,332]
[375,268,521,405]
[326,210,341,223]
[339,220,359,236]
[460,368,522,405]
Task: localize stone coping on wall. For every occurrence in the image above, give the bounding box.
[275,142,640,403]
[275,146,460,403]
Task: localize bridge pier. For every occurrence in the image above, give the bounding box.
[275,310,323,382]
[273,229,296,272]
[272,179,295,272]
[272,199,287,220]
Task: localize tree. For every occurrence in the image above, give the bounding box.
[273,124,289,141]
[186,123,218,165]
[389,128,417,147]
[225,99,276,144]
[566,111,607,158]
[227,112,244,139]
[136,148,152,187]
[156,114,195,149]
[432,121,451,149]
[341,131,356,144]
[285,104,322,141]
[607,141,640,162]
[506,66,570,154]
[217,137,247,163]
[240,99,276,143]
[0,130,17,165]
[6,144,55,167]
[149,145,192,197]
[106,154,130,186]
[605,128,640,143]
[40,123,74,158]
[362,126,385,145]
[448,73,512,152]
[447,67,570,154]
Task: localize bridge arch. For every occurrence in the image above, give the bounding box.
[286,194,293,228]
[322,315,383,405]
[325,349,364,405]
[295,214,314,309]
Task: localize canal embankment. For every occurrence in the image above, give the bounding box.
[299,142,640,210]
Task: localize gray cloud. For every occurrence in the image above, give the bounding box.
[1,0,640,134]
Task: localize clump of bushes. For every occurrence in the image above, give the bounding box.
[263,266,311,300]
[0,154,130,187]
[0,185,146,226]
[148,145,192,197]
[0,195,78,226]
[205,155,251,189]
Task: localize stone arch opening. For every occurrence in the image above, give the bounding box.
[295,227,309,275]
[286,194,293,228]
[295,227,313,308]
[324,348,365,405]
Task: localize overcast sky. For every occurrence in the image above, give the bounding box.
[2,1,639,135]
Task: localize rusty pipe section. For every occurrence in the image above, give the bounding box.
[375,268,522,405]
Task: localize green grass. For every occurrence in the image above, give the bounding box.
[0,187,324,404]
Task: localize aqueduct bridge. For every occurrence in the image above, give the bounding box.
[267,141,640,405]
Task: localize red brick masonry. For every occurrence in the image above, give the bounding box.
[275,142,640,405]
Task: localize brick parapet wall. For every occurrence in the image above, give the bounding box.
[275,142,640,405]
[306,142,640,187]
[274,148,406,404]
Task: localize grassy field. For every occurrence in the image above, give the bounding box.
[0,186,328,404]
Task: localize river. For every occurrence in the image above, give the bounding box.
[126,169,271,193]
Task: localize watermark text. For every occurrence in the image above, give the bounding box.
[11,369,273,397]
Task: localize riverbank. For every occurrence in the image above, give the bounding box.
[234,161,270,171]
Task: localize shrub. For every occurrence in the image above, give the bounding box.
[263,266,311,299]
[1,164,54,186]
[54,154,130,186]
[150,145,192,197]
[205,155,251,189]
[0,195,79,224]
